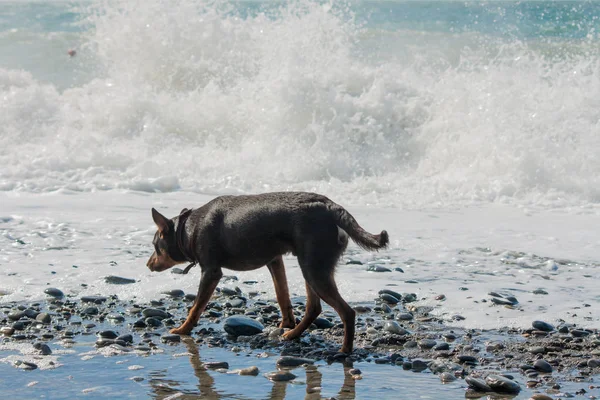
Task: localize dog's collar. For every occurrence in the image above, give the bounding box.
[175,208,197,274]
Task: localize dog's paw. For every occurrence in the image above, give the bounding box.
[170,327,192,335]
[281,329,300,341]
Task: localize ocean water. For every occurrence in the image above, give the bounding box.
[1,0,600,328]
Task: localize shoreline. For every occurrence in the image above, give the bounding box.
[2,283,599,399]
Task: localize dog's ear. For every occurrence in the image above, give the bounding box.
[180,208,189,215]
[152,208,170,236]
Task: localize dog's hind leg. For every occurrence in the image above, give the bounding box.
[267,256,296,329]
[281,281,321,341]
[309,273,356,354]
[171,267,223,335]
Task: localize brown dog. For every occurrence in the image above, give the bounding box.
[146,192,388,353]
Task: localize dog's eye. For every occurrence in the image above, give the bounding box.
[154,244,161,255]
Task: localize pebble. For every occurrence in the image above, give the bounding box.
[378,289,402,301]
[532,321,554,332]
[81,306,99,316]
[142,308,169,319]
[534,359,553,373]
[1,327,15,336]
[223,316,264,336]
[265,371,296,382]
[465,376,492,392]
[439,372,457,383]
[106,314,125,323]
[33,342,52,355]
[276,356,315,367]
[367,265,391,273]
[379,293,400,305]
[485,374,521,394]
[104,276,136,285]
[418,339,437,350]
[161,334,181,343]
[98,330,118,339]
[81,296,108,304]
[35,313,51,324]
[44,288,64,298]
[529,395,553,400]
[14,360,38,370]
[588,359,600,368]
[237,366,259,376]
[411,360,429,372]
[204,361,229,369]
[313,318,334,329]
[162,289,185,298]
[383,321,409,335]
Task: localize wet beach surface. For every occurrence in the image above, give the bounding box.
[1,277,600,400]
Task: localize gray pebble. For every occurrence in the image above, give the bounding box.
[439,372,456,383]
[532,320,554,332]
[465,376,492,392]
[81,296,107,304]
[104,276,136,285]
[534,359,553,373]
[265,371,296,382]
[81,306,99,316]
[313,318,334,329]
[205,361,229,369]
[418,339,437,350]
[98,330,118,339]
[378,289,402,301]
[396,313,413,321]
[162,289,185,298]
[33,342,52,355]
[485,374,520,394]
[35,313,51,324]
[379,293,400,305]
[223,316,264,336]
[238,366,259,376]
[161,334,181,343]
[383,321,408,335]
[141,308,169,319]
[276,356,315,367]
[14,360,37,370]
[411,359,428,372]
[44,288,64,298]
[367,265,391,273]
[587,359,600,368]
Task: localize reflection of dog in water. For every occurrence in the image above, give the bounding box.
[149,337,356,400]
[147,192,389,353]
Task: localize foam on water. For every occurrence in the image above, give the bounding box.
[0,0,599,208]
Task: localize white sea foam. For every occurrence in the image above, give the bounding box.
[0,0,599,208]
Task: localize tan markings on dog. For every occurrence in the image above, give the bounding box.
[146,251,183,272]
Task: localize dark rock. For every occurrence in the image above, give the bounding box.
[532,320,554,332]
[145,317,163,327]
[98,330,118,339]
[571,329,591,337]
[162,289,185,298]
[379,293,400,305]
[44,288,64,298]
[117,334,133,344]
[465,376,492,392]
[223,316,264,336]
[485,374,520,394]
[81,306,99,315]
[434,342,450,351]
[313,318,334,329]
[378,289,402,301]
[104,276,136,285]
[8,311,26,321]
[276,356,315,367]
[411,360,429,372]
[367,265,391,273]
[81,296,108,304]
[161,334,181,343]
[205,361,229,369]
[534,359,553,373]
[265,371,296,381]
[396,313,413,321]
[141,308,169,319]
[35,312,51,324]
[418,339,437,349]
[14,360,37,370]
[33,342,52,355]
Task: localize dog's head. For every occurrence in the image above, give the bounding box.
[146,208,186,272]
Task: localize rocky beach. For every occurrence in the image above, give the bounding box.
[2,268,599,399]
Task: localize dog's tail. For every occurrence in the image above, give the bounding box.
[329,204,389,251]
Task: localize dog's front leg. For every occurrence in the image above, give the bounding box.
[171,266,223,335]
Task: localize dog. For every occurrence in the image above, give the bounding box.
[146,192,388,353]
